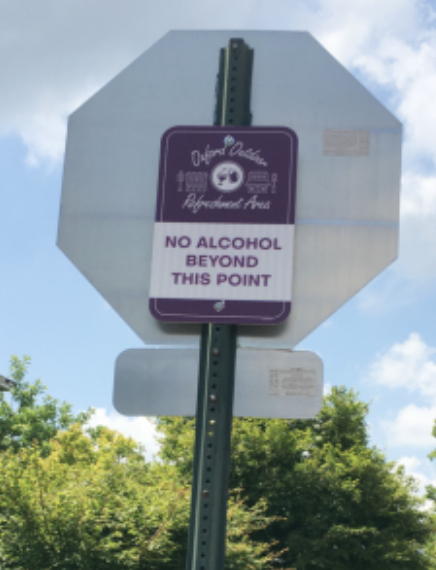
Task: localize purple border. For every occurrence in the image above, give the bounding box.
[149,298,291,325]
[150,126,298,325]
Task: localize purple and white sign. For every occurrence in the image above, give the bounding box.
[149,126,298,324]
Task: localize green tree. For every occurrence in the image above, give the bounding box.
[3,359,431,569]
[0,358,279,569]
[158,387,434,570]
[0,424,279,569]
[424,421,436,565]
[0,356,91,456]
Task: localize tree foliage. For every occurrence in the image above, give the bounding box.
[424,421,436,565]
[0,356,91,456]
[0,358,279,569]
[0,424,187,569]
[158,387,435,570]
[1,358,434,569]
[0,427,278,569]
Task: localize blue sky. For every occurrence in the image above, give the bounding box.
[1,0,436,493]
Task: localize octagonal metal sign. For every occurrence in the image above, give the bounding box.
[149,126,298,324]
[58,30,401,349]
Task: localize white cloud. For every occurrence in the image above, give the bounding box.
[370,333,436,396]
[392,171,436,282]
[398,217,436,282]
[398,455,436,499]
[382,404,436,448]
[1,0,434,168]
[20,105,71,167]
[313,0,421,66]
[353,18,436,169]
[399,454,422,472]
[86,408,160,461]
[401,172,436,218]
[370,334,436,449]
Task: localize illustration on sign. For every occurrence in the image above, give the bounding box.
[149,126,298,324]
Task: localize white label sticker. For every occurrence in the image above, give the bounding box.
[323,130,370,156]
[269,368,316,397]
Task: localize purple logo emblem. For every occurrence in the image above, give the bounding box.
[211,161,245,192]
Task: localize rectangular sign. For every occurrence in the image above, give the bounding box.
[149,126,298,324]
[114,348,323,419]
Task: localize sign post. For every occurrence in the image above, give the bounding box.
[149,38,298,569]
[185,38,251,570]
[180,37,297,570]
[58,30,402,351]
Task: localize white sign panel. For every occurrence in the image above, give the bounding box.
[114,348,323,419]
[58,31,401,348]
[150,223,294,301]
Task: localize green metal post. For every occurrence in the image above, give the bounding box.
[185,39,254,570]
